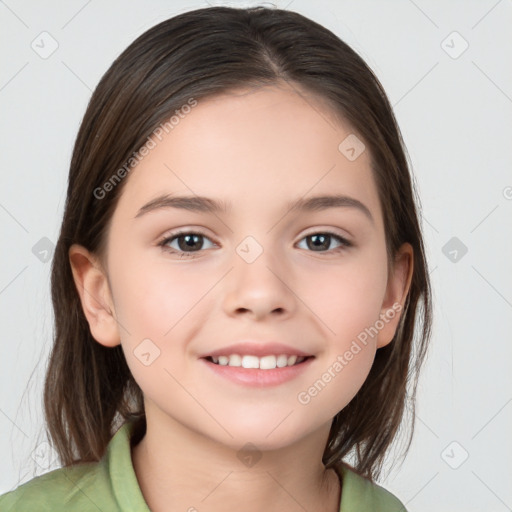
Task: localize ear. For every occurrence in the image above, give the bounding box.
[376,242,414,349]
[68,243,120,347]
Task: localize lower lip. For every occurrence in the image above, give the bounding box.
[200,357,315,387]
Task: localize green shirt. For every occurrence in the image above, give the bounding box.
[0,420,407,511]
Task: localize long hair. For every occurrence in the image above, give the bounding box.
[43,5,433,481]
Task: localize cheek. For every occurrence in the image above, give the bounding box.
[111,259,213,386]
[300,253,388,343]
[112,258,208,340]
[296,264,382,415]
[305,347,376,424]
[295,253,387,412]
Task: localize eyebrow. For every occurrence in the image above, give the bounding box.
[134,193,374,224]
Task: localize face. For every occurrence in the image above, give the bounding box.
[72,84,411,452]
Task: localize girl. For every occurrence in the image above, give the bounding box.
[0,5,432,511]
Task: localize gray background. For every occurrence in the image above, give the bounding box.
[1,1,511,510]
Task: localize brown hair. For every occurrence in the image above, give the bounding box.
[43,5,432,482]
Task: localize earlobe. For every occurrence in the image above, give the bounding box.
[68,244,120,347]
[376,242,414,349]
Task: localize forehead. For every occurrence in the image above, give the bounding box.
[112,84,382,227]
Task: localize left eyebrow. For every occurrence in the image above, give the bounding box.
[134,193,374,224]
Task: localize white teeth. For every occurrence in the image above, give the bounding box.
[227,354,242,366]
[259,355,276,370]
[217,355,229,365]
[276,355,288,367]
[209,354,306,369]
[242,355,260,369]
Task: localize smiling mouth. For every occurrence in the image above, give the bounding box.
[203,354,314,370]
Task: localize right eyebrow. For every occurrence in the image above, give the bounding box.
[134,194,230,218]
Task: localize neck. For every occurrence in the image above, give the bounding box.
[131,414,341,512]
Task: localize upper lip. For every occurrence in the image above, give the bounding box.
[201,341,314,359]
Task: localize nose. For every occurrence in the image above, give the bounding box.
[221,245,297,321]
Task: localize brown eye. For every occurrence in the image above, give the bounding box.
[159,231,215,254]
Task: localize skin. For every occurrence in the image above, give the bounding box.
[69,83,413,512]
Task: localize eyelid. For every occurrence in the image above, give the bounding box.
[300,227,352,242]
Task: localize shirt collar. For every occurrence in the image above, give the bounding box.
[107,419,151,511]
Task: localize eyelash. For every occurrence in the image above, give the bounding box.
[157,229,352,257]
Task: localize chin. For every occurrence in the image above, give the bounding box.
[212,416,311,452]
